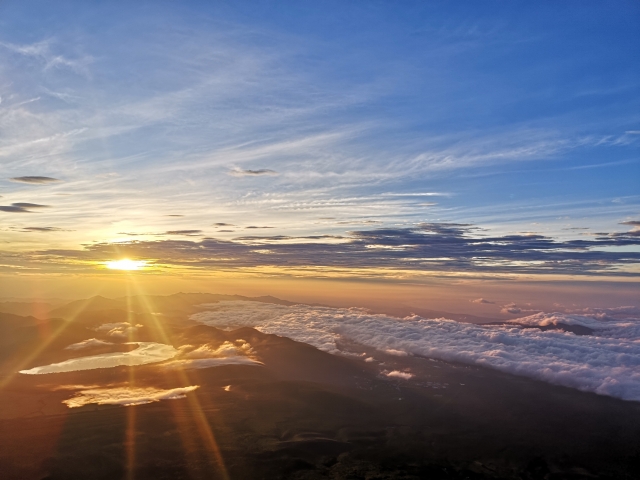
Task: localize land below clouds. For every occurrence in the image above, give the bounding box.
[0,294,638,479]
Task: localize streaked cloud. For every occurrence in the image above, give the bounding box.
[9,176,61,184]
[22,226,69,232]
[0,39,92,75]
[65,338,113,350]
[63,385,199,408]
[165,230,203,236]
[228,167,278,177]
[0,203,50,213]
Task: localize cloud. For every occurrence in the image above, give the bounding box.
[22,226,69,232]
[164,340,262,369]
[36,222,640,277]
[20,342,178,374]
[385,370,413,380]
[65,338,113,350]
[471,298,495,304]
[95,322,142,339]
[0,203,50,213]
[9,176,61,184]
[179,340,255,358]
[245,226,274,229]
[63,385,199,408]
[624,131,640,135]
[501,303,522,314]
[191,301,640,402]
[1,40,92,75]
[165,230,203,236]
[213,223,234,226]
[507,313,604,330]
[336,220,383,225]
[228,167,278,177]
[164,356,262,369]
[558,305,640,323]
[384,349,408,356]
[620,220,640,227]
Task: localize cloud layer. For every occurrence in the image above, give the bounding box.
[192,301,640,402]
[65,338,113,350]
[63,385,199,408]
[20,342,177,374]
[35,222,640,276]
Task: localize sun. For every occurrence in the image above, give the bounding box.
[105,259,147,270]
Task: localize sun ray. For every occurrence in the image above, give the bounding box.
[0,285,110,389]
[125,277,230,480]
[125,285,137,480]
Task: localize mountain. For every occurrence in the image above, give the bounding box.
[0,306,639,479]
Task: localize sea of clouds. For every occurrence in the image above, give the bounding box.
[191,301,640,402]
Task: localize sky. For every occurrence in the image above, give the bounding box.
[0,1,638,310]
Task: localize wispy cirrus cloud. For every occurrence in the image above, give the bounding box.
[0,4,637,264]
[0,39,93,75]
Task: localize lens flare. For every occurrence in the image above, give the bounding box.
[106,259,147,270]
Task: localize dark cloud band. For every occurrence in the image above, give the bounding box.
[9,176,61,184]
[33,222,640,276]
[228,168,278,177]
[0,203,50,213]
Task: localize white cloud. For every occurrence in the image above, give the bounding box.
[163,340,262,369]
[95,322,142,339]
[501,303,522,314]
[471,298,494,304]
[65,338,112,350]
[20,342,178,375]
[385,370,413,380]
[63,385,199,408]
[179,340,254,358]
[384,349,408,356]
[192,301,640,402]
[164,357,262,369]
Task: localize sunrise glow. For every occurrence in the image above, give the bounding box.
[105,259,147,271]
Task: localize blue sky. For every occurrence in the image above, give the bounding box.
[0,1,638,281]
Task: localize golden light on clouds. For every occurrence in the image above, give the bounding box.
[105,259,148,271]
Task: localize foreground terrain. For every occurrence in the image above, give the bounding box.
[0,294,638,479]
